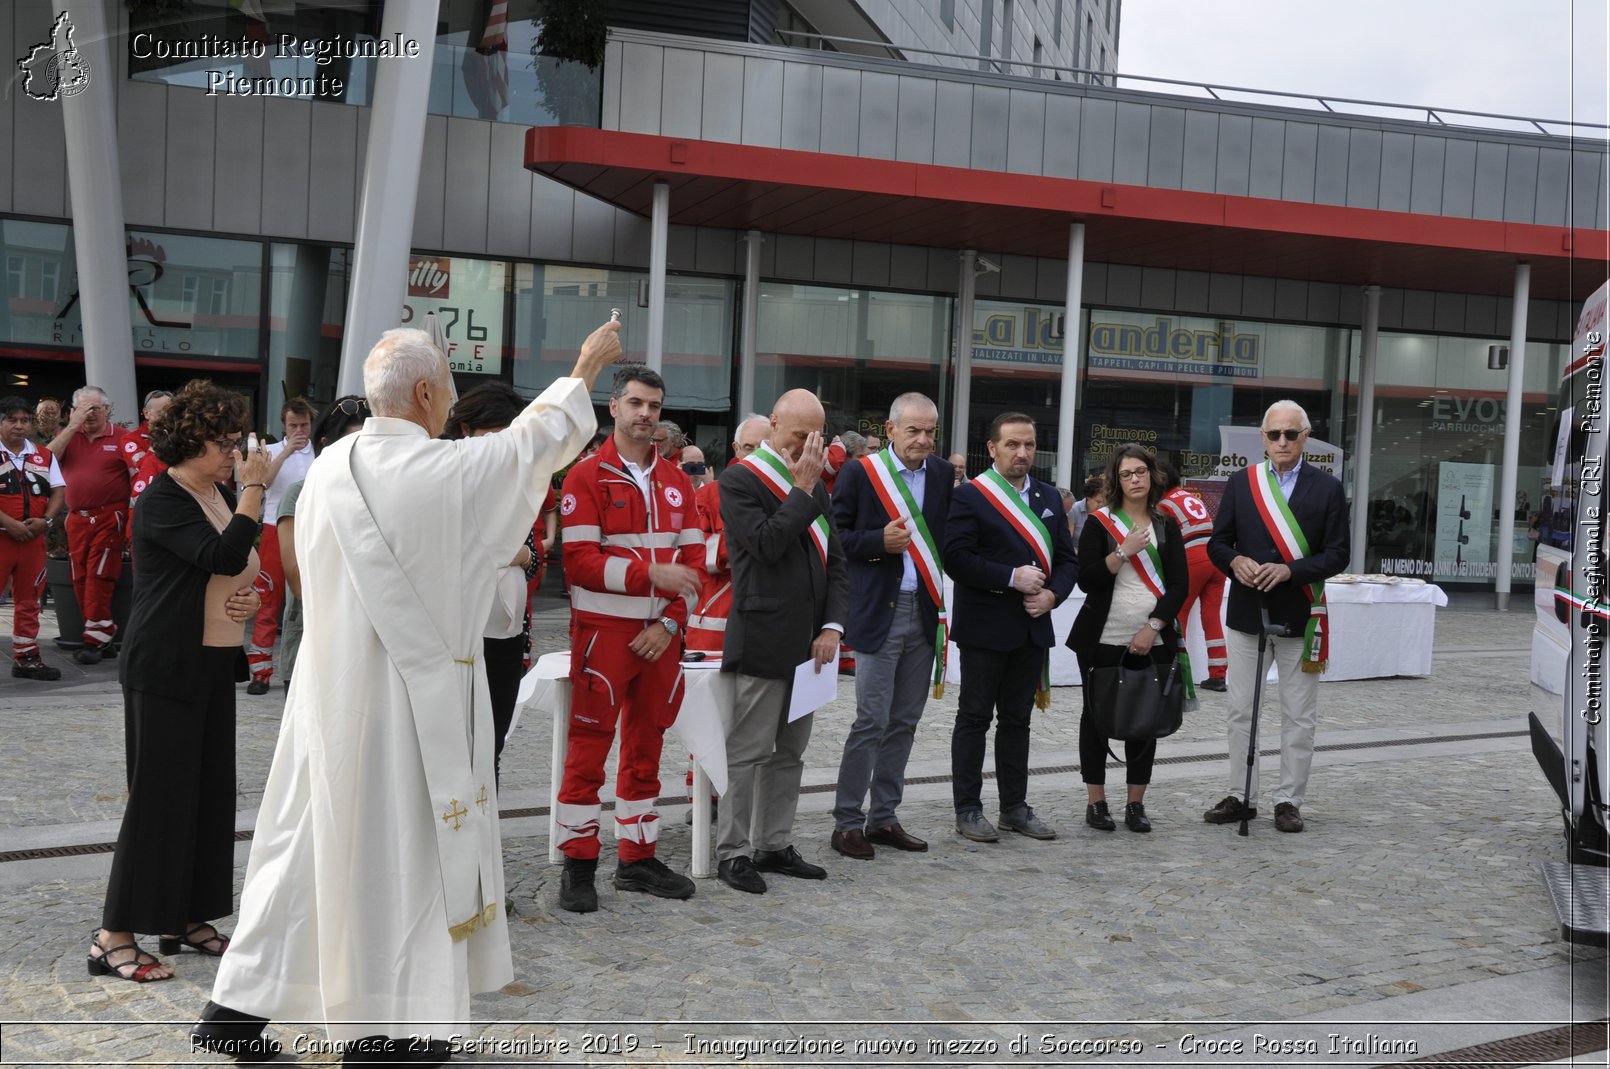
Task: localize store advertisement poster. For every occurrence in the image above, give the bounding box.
[1212,426,1344,479]
[401,255,506,375]
[1433,463,1494,581]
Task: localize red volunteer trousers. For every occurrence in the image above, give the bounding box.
[1176,544,1228,680]
[66,506,126,648]
[0,535,47,657]
[557,622,685,862]
[248,523,284,678]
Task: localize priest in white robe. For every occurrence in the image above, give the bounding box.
[195,321,621,1064]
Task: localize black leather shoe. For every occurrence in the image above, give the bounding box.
[1203,795,1256,824]
[192,1001,280,1063]
[557,857,598,913]
[717,855,767,894]
[753,845,826,880]
[865,823,928,852]
[247,677,271,696]
[613,856,695,899]
[831,828,875,860]
[73,646,102,666]
[1124,801,1152,833]
[1198,677,1227,692]
[1274,802,1305,833]
[1085,800,1116,831]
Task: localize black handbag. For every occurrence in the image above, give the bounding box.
[1087,659,1185,741]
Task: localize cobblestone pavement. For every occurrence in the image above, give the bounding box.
[0,596,1603,1066]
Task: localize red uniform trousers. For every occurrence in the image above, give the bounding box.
[556,620,686,862]
[248,522,284,679]
[66,505,126,649]
[1177,544,1228,680]
[0,534,47,658]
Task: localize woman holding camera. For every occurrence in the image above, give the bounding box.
[1065,444,1188,833]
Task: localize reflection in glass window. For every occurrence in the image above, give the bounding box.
[512,264,734,447]
[757,284,950,448]
[433,0,602,125]
[266,243,350,432]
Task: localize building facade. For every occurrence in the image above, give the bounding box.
[4,0,1605,595]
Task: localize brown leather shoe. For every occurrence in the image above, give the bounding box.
[1274,802,1305,833]
[866,823,928,852]
[830,828,875,860]
[1203,795,1256,824]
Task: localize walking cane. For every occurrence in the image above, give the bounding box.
[1239,606,1285,837]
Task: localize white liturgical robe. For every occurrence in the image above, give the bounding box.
[211,376,596,1041]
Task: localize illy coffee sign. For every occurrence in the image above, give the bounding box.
[407,256,450,299]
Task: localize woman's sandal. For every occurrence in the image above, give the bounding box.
[87,931,172,983]
[159,922,230,957]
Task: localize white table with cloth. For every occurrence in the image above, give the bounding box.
[514,652,731,878]
[943,577,1447,686]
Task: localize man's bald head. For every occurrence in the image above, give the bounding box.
[768,389,825,461]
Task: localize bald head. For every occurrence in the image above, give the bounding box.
[769,389,825,461]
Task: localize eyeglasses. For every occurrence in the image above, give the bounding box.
[1263,429,1304,442]
[213,437,246,453]
[1117,468,1150,482]
[335,398,369,417]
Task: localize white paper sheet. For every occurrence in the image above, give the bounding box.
[788,657,838,722]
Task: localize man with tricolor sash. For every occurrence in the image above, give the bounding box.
[1206,400,1350,834]
[828,393,954,860]
[944,412,1078,844]
[715,389,849,894]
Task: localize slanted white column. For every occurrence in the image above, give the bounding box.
[56,0,137,420]
[738,230,761,416]
[337,1,438,396]
[646,182,670,372]
[1495,263,1531,610]
[952,251,977,458]
[1054,223,1086,487]
[1349,284,1381,574]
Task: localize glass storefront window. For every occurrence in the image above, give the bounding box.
[266,244,350,432]
[964,298,1075,482]
[756,284,950,451]
[402,255,508,377]
[513,264,734,453]
[1356,332,1565,588]
[433,0,602,125]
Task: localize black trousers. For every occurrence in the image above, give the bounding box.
[102,647,237,933]
[1076,643,1161,786]
[483,633,526,789]
[952,643,1043,815]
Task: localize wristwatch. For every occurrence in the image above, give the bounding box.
[658,616,679,636]
[1147,618,1163,632]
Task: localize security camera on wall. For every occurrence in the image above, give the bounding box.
[974,256,1001,276]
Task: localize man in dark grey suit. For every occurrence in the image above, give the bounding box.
[828,393,952,859]
[716,389,849,894]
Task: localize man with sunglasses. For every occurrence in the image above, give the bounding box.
[46,386,147,663]
[1205,400,1349,834]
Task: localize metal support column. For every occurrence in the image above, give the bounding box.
[1054,223,1086,487]
[739,231,761,416]
[1349,285,1381,574]
[56,0,138,420]
[952,251,977,458]
[646,182,670,372]
[1495,263,1531,610]
[336,0,438,396]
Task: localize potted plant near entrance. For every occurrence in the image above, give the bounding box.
[45,537,133,651]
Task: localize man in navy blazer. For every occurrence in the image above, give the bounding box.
[828,393,953,860]
[1205,400,1349,834]
[944,412,1078,843]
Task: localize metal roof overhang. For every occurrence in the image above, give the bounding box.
[528,127,1610,304]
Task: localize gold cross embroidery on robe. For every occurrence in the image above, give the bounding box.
[441,798,468,830]
[475,785,489,813]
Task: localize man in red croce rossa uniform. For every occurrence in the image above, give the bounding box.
[1157,459,1227,691]
[553,364,705,914]
[0,396,66,680]
[47,386,145,663]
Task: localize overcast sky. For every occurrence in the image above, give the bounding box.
[1116,0,1609,132]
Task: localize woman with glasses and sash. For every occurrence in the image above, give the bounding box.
[90,380,272,983]
[1065,444,1188,834]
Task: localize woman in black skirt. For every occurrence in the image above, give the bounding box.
[89,380,270,983]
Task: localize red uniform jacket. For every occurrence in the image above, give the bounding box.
[0,445,55,521]
[1159,486,1214,549]
[686,479,731,654]
[560,436,704,634]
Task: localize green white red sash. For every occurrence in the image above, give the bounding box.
[862,452,949,695]
[1247,461,1329,670]
[742,443,830,569]
[974,468,1053,705]
[1090,506,1196,701]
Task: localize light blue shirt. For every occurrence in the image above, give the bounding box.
[1271,457,1303,500]
[893,455,926,593]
